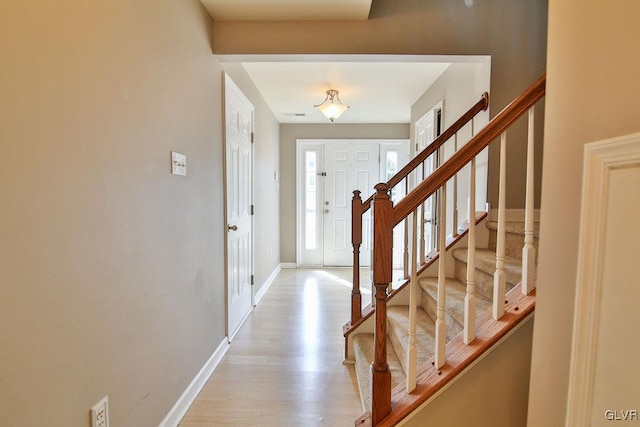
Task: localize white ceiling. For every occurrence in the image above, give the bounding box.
[203,4,481,124]
[239,60,451,124]
[200,0,372,21]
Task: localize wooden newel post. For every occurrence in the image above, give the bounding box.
[371,183,393,425]
[351,190,363,324]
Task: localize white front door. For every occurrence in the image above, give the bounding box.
[224,74,254,340]
[322,142,380,267]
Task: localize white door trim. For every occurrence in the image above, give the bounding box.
[566,131,640,425]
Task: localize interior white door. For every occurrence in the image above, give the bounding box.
[224,75,254,339]
[381,143,410,269]
[323,142,380,267]
[416,110,436,256]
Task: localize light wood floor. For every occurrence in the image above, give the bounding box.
[179,268,366,426]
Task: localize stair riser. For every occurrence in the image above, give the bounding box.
[488,230,539,261]
[385,307,437,380]
[387,322,408,373]
[352,334,406,413]
[453,259,518,301]
[421,294,463,341]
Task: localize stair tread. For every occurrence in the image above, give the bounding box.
[387,305,435,374]
[418,277,493,327]
[452,248,522,285]
[353,333,405,413]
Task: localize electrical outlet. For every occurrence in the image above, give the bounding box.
[91,396,109,427]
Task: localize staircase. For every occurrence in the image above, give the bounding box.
[344,75,546,426]
[351,219,538,414]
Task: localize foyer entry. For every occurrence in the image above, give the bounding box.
[297,139,409,267]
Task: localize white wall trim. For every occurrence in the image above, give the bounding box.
[255,264,281,305]
[565,131,640,426]
[280,262,297,269]
[489,208,540,222]
[159,338,230,427]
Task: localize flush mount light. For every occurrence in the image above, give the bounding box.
[314,89,349,122]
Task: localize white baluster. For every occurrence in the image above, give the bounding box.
[452,134,459,237]
[419,163,426,264]
[493,132,507,320]
[435,185,447,369]
[406,209,418,392]
[464,157,477,345]
[403,180,410,279]
[522,107,536,294]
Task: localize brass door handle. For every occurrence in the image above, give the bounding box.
[228,225,238,231]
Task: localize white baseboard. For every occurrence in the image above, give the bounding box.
[280,262,297,269]
[255,264,280,305]
[489,208,541,222]
[159,338,230,427]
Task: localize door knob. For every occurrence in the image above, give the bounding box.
[324,209,330,214]
[228,225,238,231]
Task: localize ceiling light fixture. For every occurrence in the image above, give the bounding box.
[314,89,349,122]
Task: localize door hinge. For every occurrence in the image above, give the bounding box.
[250,274,254,285]
[251,132,255,143]
[251,204,254,215]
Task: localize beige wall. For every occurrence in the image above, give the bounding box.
[279,124,410,263]
[0,1,226,425]
[404,318,533,427]
[411,62,490,130]
[213,0,548,209]
[527,0,640,425]
[221,63,281,292]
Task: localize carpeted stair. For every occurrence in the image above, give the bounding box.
[352,220,534,412]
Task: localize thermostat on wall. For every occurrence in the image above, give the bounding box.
[171,151,186,176]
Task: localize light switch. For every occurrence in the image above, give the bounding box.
[171,151,186,176]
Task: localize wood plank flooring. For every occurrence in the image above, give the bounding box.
[179,268,366,426]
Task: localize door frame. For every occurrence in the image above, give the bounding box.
[296,139,409,267]
[222,73,255,340]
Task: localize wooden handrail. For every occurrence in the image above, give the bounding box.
[366,74,546,426]
[359,92,489,214]
[393,75,546,225]
[388,92,489,189]
[349,91,491,327]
